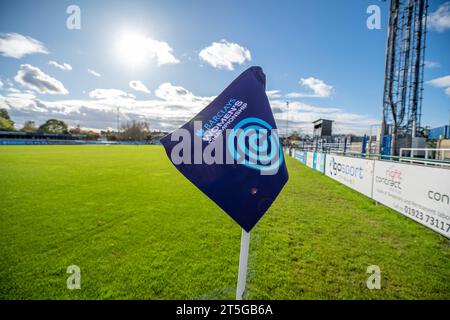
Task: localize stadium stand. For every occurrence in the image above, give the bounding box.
[0,131,87,145]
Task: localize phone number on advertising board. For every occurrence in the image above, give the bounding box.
[404,206,450,233]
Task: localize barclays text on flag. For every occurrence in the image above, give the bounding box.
[198,98,248,144]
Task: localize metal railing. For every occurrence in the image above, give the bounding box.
[398,148,450,168]
[399,148,450,159]
[291,147,450,169]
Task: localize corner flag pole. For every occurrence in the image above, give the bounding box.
[236,228,250,300]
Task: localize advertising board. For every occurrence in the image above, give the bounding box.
[312,152,325,173]
[372,161,450,238]
[325,154,374,197]
[306,152,314,168]
[293,150,307,164]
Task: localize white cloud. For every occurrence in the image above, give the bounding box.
[199,40,251,71]
[129,80,150,94]
[8,87,21,94]
[285,92,303,98]
[7,92,36,100]
[425,60,441,69]
[145,38,179,66]
[14,64,68,95]
[286,77,334,98]
[5,78,14,87]
[88,89,134,100]
[428,2,450,32]
[299,77,333,97]
[266,90,281,99]
[269,99,378,135]
[426,75,450,87]
[155,82,192,101]
[49,60,72,71]
[0,33,48,58]
[0,82,213,131]
[116,31,180,66]
[0,79,3,88]
[87,69,101,77]
[155,82,213,103]
[426,75,450,96]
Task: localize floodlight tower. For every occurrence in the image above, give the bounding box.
[381,0,428,156]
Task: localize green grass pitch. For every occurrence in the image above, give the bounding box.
[0,145,449,299]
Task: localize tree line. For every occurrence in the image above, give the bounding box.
[0,108,166,142]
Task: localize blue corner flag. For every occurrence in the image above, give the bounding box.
[161,66,288,232]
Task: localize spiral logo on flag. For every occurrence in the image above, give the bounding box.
[227,117,283,174]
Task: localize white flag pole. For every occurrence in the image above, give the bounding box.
[236,228,250,300]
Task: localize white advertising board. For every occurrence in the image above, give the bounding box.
[313,152,326,173]
[293,150,307,164]
[306,152,314,168]
[372,161,450,238]
[325,154,374,198]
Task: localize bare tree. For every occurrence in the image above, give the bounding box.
[120,120,149,141]
[21,121,37,132]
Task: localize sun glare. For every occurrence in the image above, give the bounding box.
[115,30,149,68]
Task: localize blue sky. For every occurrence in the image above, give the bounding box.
[0,0,449,134]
